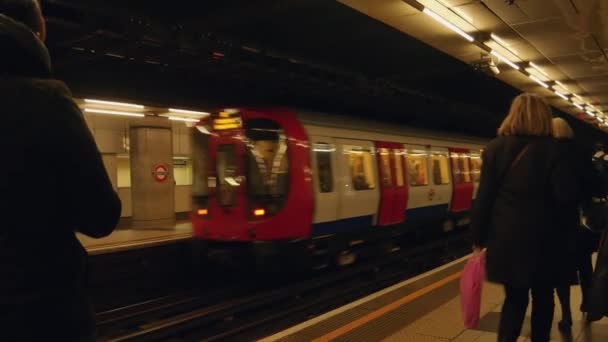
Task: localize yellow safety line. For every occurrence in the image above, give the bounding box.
[311,271,462,342]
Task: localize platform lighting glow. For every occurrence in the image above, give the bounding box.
[598,117,605,123]
[422,8,474,42]
[490,50,520,70]
[84,99,144,109]
[529,62,549,77]
[168,108,210,116]
[490,33,509,47]
[167,116,200,122]
[574,103,584,110]
[587,110,596,117]
[572,93,584,101]
[554,91,569,101]
[555,80,570,92]
[529,75,549,88]
[84,108,145,117]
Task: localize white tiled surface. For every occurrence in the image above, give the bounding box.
[383,280,608,342]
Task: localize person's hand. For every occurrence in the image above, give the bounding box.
[472,245,483,254]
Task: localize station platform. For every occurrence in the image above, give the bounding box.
[78,221,192,255]
[260,255,608,342]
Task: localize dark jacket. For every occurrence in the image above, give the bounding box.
[471,136,581,288]
[0,15,121,341]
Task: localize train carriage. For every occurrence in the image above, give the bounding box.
[191,108,487,268]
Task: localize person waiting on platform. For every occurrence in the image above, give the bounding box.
[0,1,121,341]
[471,94,581,342]
[551,118,599,334]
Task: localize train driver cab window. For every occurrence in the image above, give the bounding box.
[431,153,450,185]
[314,143,334,193]
[217,144,238,206]
[470,154,482,182]
[378,148,393,187]
[406,150,429,187]
[347,146,376,191]
[394,151,405,187]
[245,118,289,216]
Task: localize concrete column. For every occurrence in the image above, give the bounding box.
[129,117,175,229]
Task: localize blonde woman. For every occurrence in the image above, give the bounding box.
[552,118,598,333]
[471,94,581,341]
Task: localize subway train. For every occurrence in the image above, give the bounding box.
[191,109,487,268]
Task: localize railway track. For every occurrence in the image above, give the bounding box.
[97,230,471,342]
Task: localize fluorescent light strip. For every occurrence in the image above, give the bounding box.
[529,75,549,88]
[587,110,596,117]
[573,103,584,110]
[168,108,210,116]
[490,50,520,70]
[554,91,569,101]
[167,116,200,122]
[84,99,144,109]
[529,62,549,77]
[490,33,509,47]
[422,8,474,42]
[84,108,145,117]
[573,93,584,101]
[555,80,569,90]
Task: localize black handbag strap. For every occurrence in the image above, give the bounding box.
[499,143,531,186]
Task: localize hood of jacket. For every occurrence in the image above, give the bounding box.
[0,14,51,78]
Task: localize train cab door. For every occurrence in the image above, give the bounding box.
[448,148,475,213]
[208,130,249,239]
[310,136,339,226]
[376,142,408,226]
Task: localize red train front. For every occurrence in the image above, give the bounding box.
[191,109,314,247]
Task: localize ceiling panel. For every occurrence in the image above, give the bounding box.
[514,0,563,21]
[480,0,529,24]
[551,54,608,79]
[512,17,588,57]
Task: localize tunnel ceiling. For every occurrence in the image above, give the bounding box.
[39,0,607,143]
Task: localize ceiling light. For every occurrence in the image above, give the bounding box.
[598,117,605,123]
[586,110,596,117]
[529,75,549,88]
[84,99,144,109]
[574,103,584,110]
[490,33,509,47]
[167,116,200,122]
[168,108,210,116]
[529,62,549,77]
[422,8,474,42]
[84,108,145,117]
[490,50,520,70]
[572,93,584,101]
[554,91,569,101]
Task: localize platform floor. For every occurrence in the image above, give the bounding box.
[78,221,192,255]
[261,255,608,342]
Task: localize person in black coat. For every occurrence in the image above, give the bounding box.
[0,1,121,341]
[551,118,599,333]
[471,93,581,342]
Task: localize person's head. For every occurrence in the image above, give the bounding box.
[498,93,553,137]
[0,0,46,41]
[552,117,574,139]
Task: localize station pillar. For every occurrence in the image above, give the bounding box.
[129,117,175,229]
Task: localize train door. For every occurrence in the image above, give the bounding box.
[207,130,248,238]
[376,141,408,226]
[470,151,482,199]
[335,138,380,228]
[449,148,474,213]
[310,136,339,226]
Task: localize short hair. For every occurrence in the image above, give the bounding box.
[552,117,574,139]
[0,0,45,38]
[498,93,553,137]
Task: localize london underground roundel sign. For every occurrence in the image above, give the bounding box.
[153,164,170,182]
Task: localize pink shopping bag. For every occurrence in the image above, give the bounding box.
[460,252,486,328]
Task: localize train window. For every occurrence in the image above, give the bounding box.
[217,144,238,207]
[394,151,405,187]
[461,157,472,183]
[431,154,450,185]
[314,143,334,193]
[347,147,376,191]
[379,148,393,187]
[191,128,209,208]
[246,118,289,215]
[470,155,482,182]
[406,151,428,187]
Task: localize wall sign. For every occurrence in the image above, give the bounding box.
[153,164,170,182]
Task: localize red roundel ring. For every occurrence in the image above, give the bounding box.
[153,164,169,182]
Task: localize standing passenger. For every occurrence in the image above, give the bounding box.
[551,118,598,333]
[0,1,121,341]
[471,94,580,342]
